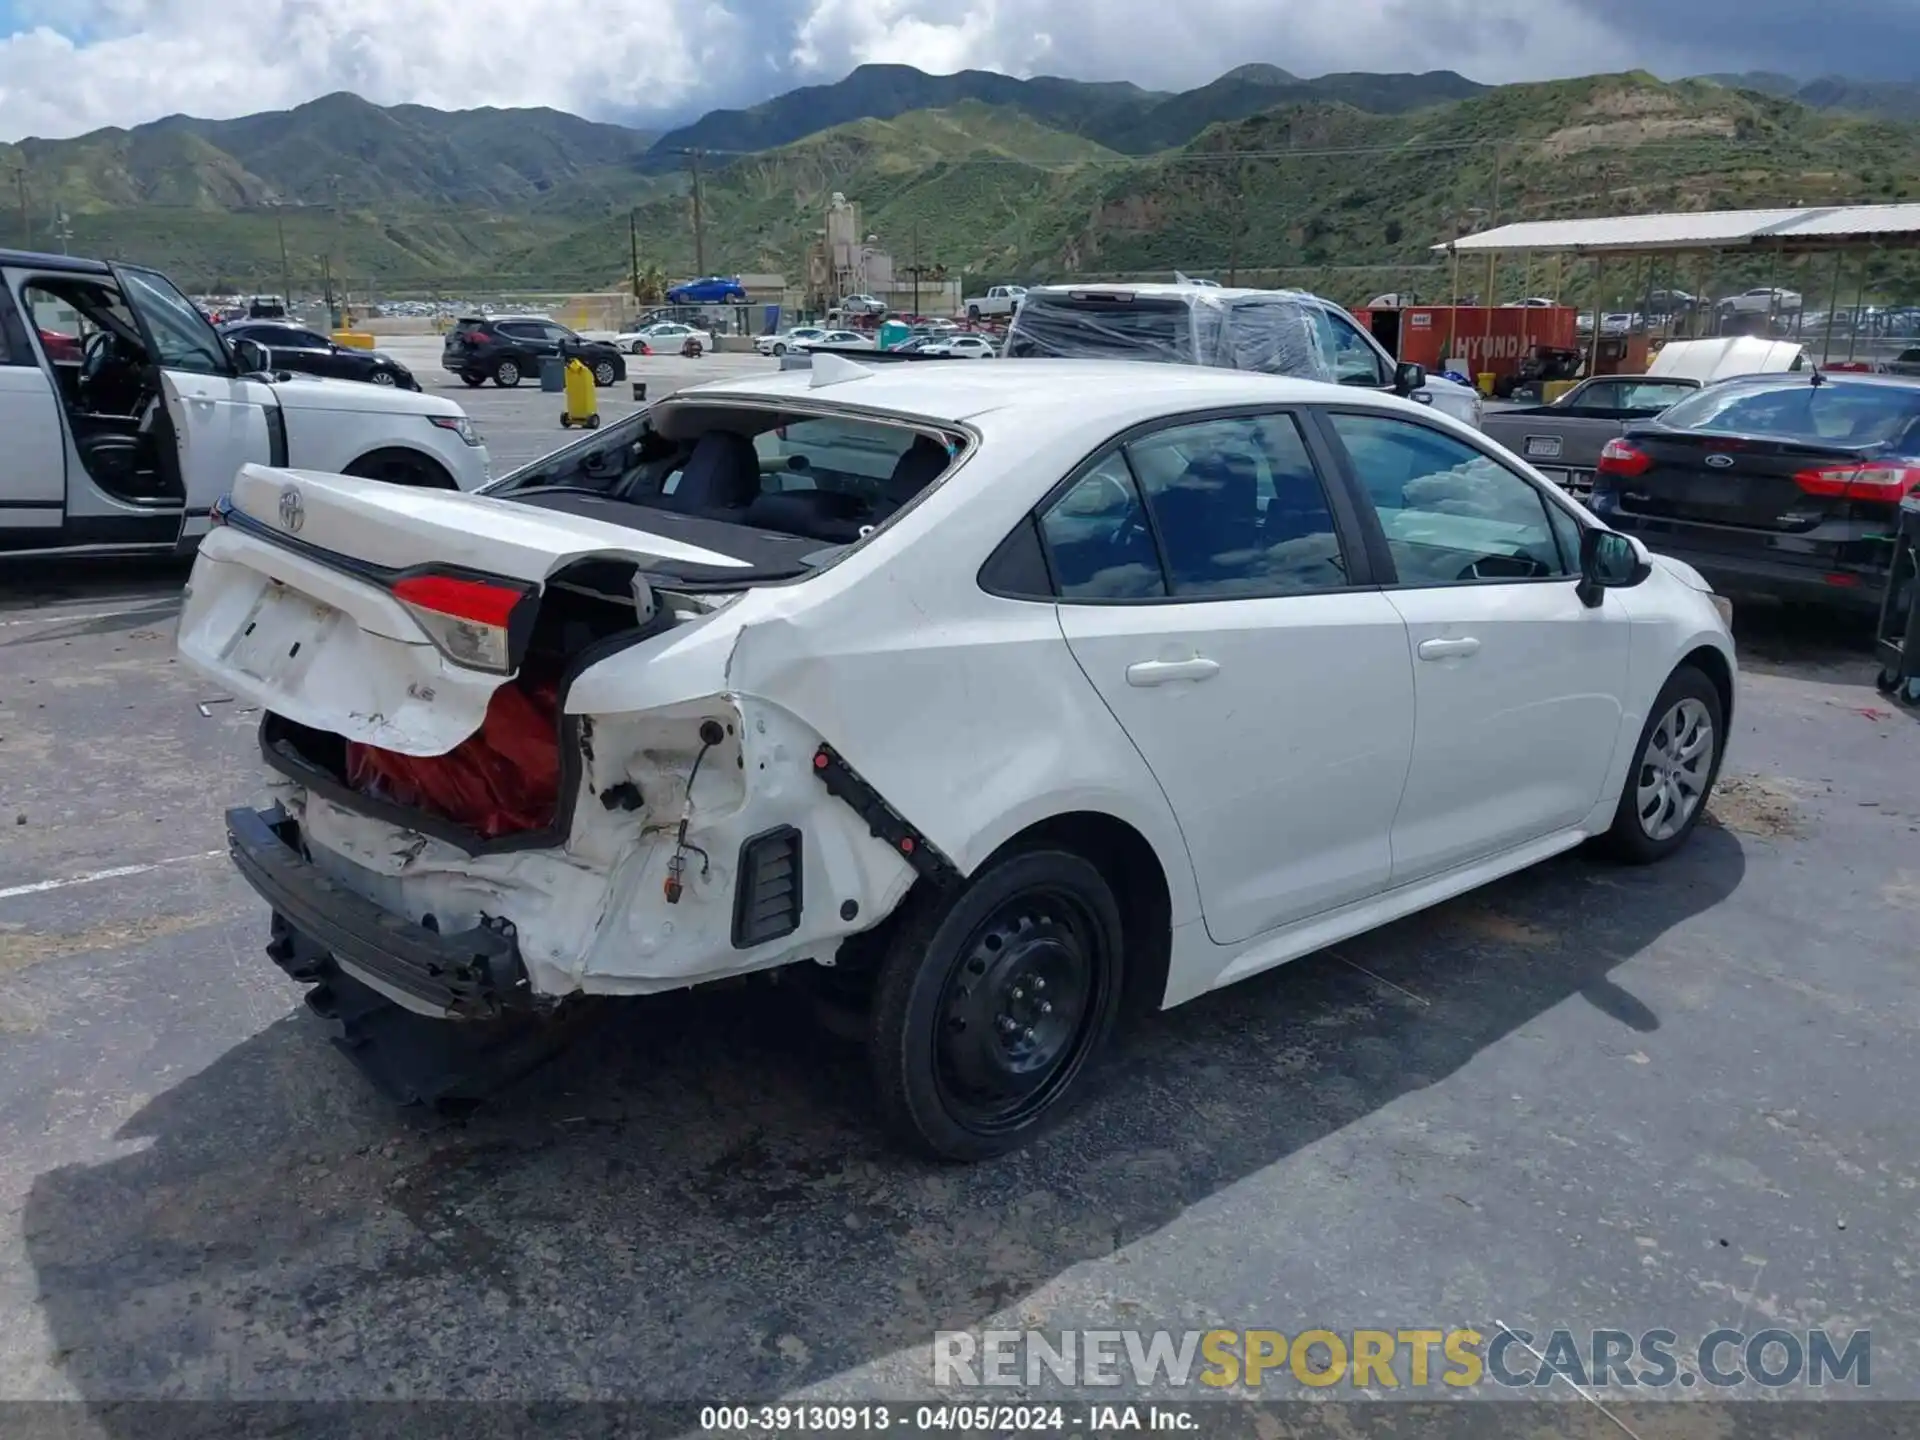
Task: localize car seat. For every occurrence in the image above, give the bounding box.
[1154,449,1260,586]
[880,435,951,509]
[663,431,761,514]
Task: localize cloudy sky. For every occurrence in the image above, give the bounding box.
[0,0,1912,142]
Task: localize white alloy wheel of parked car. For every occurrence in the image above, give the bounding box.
[177,359,1734,1160]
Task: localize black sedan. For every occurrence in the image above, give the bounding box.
[219,321,420,390]
[1590,372,1920,611]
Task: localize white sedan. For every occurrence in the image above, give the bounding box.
[756,326,828,357]
[613,321,712,356]
[793,329,876,352]
[178,360,1735,1159]
[922,334,999,359]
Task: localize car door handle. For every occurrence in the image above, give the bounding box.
[1417,637,1481,661]
[1126,657,1221,686]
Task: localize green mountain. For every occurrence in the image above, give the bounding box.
[1702,73,1920,124]
[6,65,1920,303]
[646,60,1486,161]
[535,72,1920,302]
[645,63,1163,161]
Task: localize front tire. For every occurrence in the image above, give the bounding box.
[369,369,396,387]
[493,359,522,388]
[867,849,1124,1161]
[772,342,787,356]
[631,341,648,355]
[1598,664,1725,863]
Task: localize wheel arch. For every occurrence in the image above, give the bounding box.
[1680,642,1735,728]
[341,446,456,489]
[975,809,1177,1019]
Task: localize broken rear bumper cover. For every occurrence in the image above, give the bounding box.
[226,804,529,1020]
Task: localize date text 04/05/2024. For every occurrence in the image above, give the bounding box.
[699,1404,1195,1432]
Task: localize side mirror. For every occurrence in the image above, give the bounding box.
[230,337,270,374]
[1576,528,1652,608]
[1393,361,1426,396]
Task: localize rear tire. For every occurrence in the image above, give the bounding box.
[867,849,1124,1161]
[342,449,456,489]
[460,372,485,387]
[683,339,703,358]
[593,360,617,387]
[493,359,522,388]
[1597,664,1725,864]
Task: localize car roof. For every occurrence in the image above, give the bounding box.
[677,357,1408,427]
[1706,371,1920,392]
[0,248,113,276]
[1021,281,1339,308]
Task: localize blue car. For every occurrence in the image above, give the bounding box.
[666,275,748,305]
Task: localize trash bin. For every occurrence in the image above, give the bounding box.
[1873,492,1920,704]
[540,356,566,392]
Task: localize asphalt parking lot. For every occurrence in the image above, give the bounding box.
[1,364,1917,1427]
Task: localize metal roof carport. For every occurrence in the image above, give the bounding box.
[1431,202,1920,369]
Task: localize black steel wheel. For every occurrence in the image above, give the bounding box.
[868,848,1123,1160]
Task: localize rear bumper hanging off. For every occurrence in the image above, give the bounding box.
[225,804,528,1019]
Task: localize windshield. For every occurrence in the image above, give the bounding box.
[116,266,231,375]
[1656,381,1920,447]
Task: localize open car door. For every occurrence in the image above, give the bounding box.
[110,263,275,538]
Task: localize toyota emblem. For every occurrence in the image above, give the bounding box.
[277,485,305,532]
[1705,453,1735,469]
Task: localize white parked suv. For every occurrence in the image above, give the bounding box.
[1,250,489,557]
[1005,283,1486,428]
[179,357,1733,1158]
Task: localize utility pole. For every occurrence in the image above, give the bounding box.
[13,165,29,248]
[911,220,920,317]
[277,214,294,307]
[51,205,71,255]
[684,148,707,276]
[629,207,641,300]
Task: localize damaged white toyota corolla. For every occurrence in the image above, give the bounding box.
[178,356,1736,1159]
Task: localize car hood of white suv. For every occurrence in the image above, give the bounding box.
[263,372,466,417]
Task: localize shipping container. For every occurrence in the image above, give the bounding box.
[1352,305,1579,382]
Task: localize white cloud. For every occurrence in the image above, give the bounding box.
[788,0,1642,93]
[0,0,1866,143]
[0,0,748,140]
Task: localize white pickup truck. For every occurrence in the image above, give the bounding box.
[1,249,490,558]
[963,285,1026,322]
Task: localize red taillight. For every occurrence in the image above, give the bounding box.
[1597,438,1651,477]
[391,574,529,673]
[1791,462,1920,500]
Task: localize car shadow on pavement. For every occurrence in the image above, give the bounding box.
[22,827,1745,1412]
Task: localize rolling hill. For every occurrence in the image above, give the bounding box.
[5,63,1920,303]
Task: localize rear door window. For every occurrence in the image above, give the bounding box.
[1124,414,1348,596]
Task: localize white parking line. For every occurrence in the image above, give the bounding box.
[0,606,178,628]
[0,850,224,902]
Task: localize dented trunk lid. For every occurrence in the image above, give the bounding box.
[176,464,749,756]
